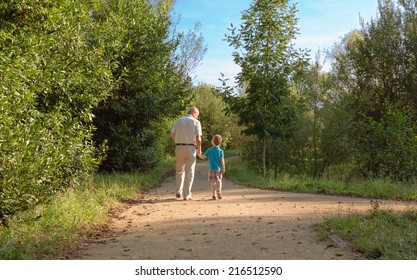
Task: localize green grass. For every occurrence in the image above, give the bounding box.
[317,209,417,259]
[226,159,417,201]
[0,157,175,260]
[226,158,417,259]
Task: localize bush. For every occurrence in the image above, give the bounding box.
[355,104,417,180]
[0,0,112,224]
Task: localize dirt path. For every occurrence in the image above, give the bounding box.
[76,160,416,260]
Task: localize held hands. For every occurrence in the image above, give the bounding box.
[196,146,202,157]
[197,152,225,175]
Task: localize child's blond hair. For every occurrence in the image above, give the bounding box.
[212,134,222,146]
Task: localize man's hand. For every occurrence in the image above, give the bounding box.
[198,154,206,160]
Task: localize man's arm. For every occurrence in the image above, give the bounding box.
[170,131,175,141]
[195,135,202,155]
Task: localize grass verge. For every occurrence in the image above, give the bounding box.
[226,158,417,259]
[226,159,417,200]
[317,209,417,259]
[0,157,175,260]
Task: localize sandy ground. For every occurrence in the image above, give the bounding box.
[75,159,416,260]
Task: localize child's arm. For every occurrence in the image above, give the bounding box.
[221,157,225,174]
[198,154,207,160]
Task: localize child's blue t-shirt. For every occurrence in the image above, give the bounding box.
[204,146,224,171]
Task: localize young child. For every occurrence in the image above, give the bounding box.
[198,134,225,200]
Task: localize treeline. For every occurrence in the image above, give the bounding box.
[288,0,417,180]
[0,0,205,224]
[220,0,417,181]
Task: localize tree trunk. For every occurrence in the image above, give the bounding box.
[262,136,267,177]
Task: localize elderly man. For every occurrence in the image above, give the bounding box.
[170,107,202,200]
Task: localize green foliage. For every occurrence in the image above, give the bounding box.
[276,59,328,177]
[356,104,417,179]
[91,0,197,172]
[319,94,355,172]
[0,0,112,224]
[328,0,417,180]
[0,0,206,223]
[274,0,417,181]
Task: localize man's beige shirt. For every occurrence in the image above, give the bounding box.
[171,114,202,145]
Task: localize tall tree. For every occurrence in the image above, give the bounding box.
[91,0,205,171]
[222,0,307,176]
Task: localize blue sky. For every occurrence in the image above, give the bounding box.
[172,0,379,86]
